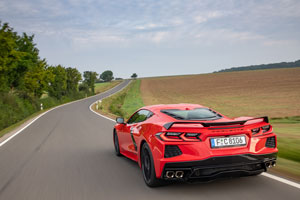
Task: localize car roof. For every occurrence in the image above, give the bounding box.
[140,104,207,113]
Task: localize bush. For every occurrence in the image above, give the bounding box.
[0,90,90,131]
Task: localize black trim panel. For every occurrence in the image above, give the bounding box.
[161,153,277,180]
[164,153,276,168]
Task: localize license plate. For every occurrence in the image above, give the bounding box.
[210,135,246,148]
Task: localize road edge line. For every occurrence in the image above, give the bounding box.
[89,80,132,122]
[0,81,126,147]
[261,172,300,189]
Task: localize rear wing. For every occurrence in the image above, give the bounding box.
[163,116,269,130]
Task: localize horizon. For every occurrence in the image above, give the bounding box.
[1,0,300,78]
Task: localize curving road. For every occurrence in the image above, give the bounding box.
[0,80,299,200]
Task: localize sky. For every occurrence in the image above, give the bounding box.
[0,0,300,78]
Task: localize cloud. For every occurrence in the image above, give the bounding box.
[1,0,299,48]
[151,32,169,43]
[134,23,162,30]
[194,11,225,24]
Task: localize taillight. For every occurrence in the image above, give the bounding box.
[251,125,272,135]
[251,128,260,135]
[156,132,201,142]
[262,125,271,133]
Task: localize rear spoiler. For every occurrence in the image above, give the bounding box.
[163,116,269,130]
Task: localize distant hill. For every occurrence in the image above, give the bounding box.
[215,59,300,73]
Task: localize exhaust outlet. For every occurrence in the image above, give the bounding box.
[175,171,184,178]
[271,161,276,167]
[166,171,175,178]
[266,162,271,168]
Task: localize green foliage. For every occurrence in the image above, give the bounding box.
[0,93,38,131]
[83,71,98,94]
[109,93,127,117]
[78,83,90,94]
[215,59,300,73]
[100,70,114,82]
[47,65,67,99]
[66,67,82,95]
[131,73,137,79]
[0,21,86,132]
[102,80,144,119]
[0,22,23,92]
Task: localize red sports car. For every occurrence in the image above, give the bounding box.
[113,104,277,187]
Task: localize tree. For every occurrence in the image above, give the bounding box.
[23,59,48,98]
[0,22,22,92]
[66,67,82,95]
[131,73,137,79]
[100,70,114,82]
[47,65,67,99]
[83,71,98,94]
[14,33,40,91]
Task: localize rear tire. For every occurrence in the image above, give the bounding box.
[113,131,121,156]
[141,142,163,187]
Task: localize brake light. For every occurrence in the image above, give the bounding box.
[251,128,260,135]
[251,125,272,135]
[262,125,271,133]
[156,132,201,142]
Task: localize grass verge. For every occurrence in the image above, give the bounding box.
[95,81,121,94]
[0,81,121,140]
[0,109,47,139]
[95,80,144,120]
[270,117,300,165]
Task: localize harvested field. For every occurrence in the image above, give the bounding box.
[141,68,300,118]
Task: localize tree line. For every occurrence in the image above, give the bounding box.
[0,21,137,131]
[214,60,300,73]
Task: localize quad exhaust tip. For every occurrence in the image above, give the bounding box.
[166,171,175,178]
[265,161,276,168]
[175,171,184,178]
[166,171,184,179]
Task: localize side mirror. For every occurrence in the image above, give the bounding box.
[116,117,125,124]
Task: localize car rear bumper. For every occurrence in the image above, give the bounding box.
[161,153,277,181]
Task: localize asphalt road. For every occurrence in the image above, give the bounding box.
[0,80,299,200]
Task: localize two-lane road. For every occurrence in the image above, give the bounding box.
[0,80,299,200]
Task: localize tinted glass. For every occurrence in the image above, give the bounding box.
[161,108,221,120]
[127,110,151,124]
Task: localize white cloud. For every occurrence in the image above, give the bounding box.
[194,16,207,24]
[135,23,161,30]
[151,32,168,43]
[194,11,225,24]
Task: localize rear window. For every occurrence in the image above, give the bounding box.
[161,108,222,120]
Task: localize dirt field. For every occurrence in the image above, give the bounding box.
[140,68,300,118]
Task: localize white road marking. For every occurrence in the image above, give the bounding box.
[262,172,300,189]
[89,80,131,122]
[0,81,127,147]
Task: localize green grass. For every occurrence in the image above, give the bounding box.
[0,109,47,138]
[100,80,144,119]
[121,80,144,118]
[271,116,300,124]
[94,81,121,94]
[270,157,300,180]
[270,116,300,163]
